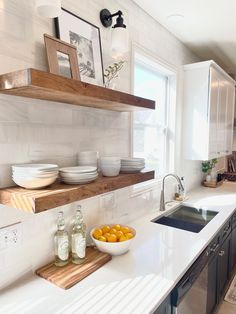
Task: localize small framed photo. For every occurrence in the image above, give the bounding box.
[55,8,104,86]
[44,34,80,80]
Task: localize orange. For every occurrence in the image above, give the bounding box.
[98,236,107,242]
[112,224,121,231]
[119,235,127,242]
[107,234,117,242]
[102,225,110,234]
[120,226,130,234]
[93,228,103,239]
[116,231,124,239]
[110,228,117,235]
[103,232,111,241]
[125,232,134,240]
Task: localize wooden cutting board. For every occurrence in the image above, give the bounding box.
[36,247,112,289]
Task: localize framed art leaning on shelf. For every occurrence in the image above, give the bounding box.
[55,8,104,86]
[44,34,80,80]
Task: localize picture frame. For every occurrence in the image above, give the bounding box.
[55,8,104,86]
[44,34,80,80]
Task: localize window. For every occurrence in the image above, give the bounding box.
[132,50,176,178]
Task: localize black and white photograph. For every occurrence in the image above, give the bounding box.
[56,51,72,79]
[69,31,95,79]
[55,8,104,86]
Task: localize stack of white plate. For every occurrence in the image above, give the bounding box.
[78,151,98,168]
[120,158,145,173]
[12,164,59,189]
[59,166,98,184]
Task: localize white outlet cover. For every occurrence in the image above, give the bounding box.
[0,222,22,251]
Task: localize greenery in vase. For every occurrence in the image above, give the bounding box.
[201,158,218,174]
[104,60,125,88]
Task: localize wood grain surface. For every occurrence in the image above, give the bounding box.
[0,68,155,111]
[0,170,155,213]
[36,247,112,289]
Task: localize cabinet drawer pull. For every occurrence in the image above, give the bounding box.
[218,250,225,256]
[210,243,219,253]
[223,225,231,233]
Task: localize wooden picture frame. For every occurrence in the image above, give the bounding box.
[44,34,80,80]
[55,8,104,86]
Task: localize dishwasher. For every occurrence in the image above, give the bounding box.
[172,236,219,314]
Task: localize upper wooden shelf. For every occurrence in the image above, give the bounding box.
[0,68,155,111]
[0,170,154,213]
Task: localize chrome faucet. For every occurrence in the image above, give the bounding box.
[160,173,184,211]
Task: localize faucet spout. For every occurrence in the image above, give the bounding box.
[159,173,184,211]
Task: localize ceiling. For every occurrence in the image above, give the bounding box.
[133,0,236,75]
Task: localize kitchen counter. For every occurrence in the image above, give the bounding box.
[0,183,236,314]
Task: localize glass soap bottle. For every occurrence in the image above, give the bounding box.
[54,211,69,266]
[71,206,86,264]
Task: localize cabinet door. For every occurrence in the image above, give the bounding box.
[154,295,171,314]
[230,226,236,272]
[217,75,228,157]
[225,82,235,156]
[207,255,218,314]
[217,235,231,299]
[208,67,220,159]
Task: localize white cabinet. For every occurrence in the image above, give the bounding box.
[183,60,235,160]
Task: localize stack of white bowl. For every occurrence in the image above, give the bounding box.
[78,151,98,168]
[12,164,59,189]
[120,158,145,173]
[100,157,121,177]
[59,166,98,184]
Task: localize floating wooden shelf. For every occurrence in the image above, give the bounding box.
[0,68,155,111]
[0,170,154,213]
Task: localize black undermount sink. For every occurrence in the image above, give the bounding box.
[153,205,218,233]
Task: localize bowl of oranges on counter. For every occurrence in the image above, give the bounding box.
[90,224,136,256]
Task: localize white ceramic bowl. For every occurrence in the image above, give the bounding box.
[12,164,58,171]
[90,225,136,256]
[13,176,57,189]
[100,165,120,177]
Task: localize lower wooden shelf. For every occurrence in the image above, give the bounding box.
[0,170,154,213]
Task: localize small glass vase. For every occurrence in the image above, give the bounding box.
[206,174,212,182]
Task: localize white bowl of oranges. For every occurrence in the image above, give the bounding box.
[90,224,136,256]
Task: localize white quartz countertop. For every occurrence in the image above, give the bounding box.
[1,183,236,314]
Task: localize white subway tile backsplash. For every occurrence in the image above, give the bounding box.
[0,0,202,290]
[0,143,29,164]
[0,97,28,122]
[29,143,75,159]
[28,101,73,125]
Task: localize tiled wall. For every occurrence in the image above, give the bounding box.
[0,0,202,288]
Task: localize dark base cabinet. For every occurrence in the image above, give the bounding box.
[230,212,236,273]
[207,255,218,314]
[217,234,231,300]
[153,295,171,314]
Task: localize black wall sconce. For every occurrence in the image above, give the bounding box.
[100,8,129,59]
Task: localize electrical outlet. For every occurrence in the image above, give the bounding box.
[0,222,22,251]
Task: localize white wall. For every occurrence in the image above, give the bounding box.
[0,0,202,288]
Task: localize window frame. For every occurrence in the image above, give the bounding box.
[130,43,178,191]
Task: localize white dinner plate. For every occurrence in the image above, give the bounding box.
[59,166,97,173]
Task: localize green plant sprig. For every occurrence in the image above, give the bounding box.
[201,158,218,173]
[104,60,125,87]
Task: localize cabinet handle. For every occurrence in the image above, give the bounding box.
[210,243,219,253]
[224,226,230,233]
[219,250,225,256]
